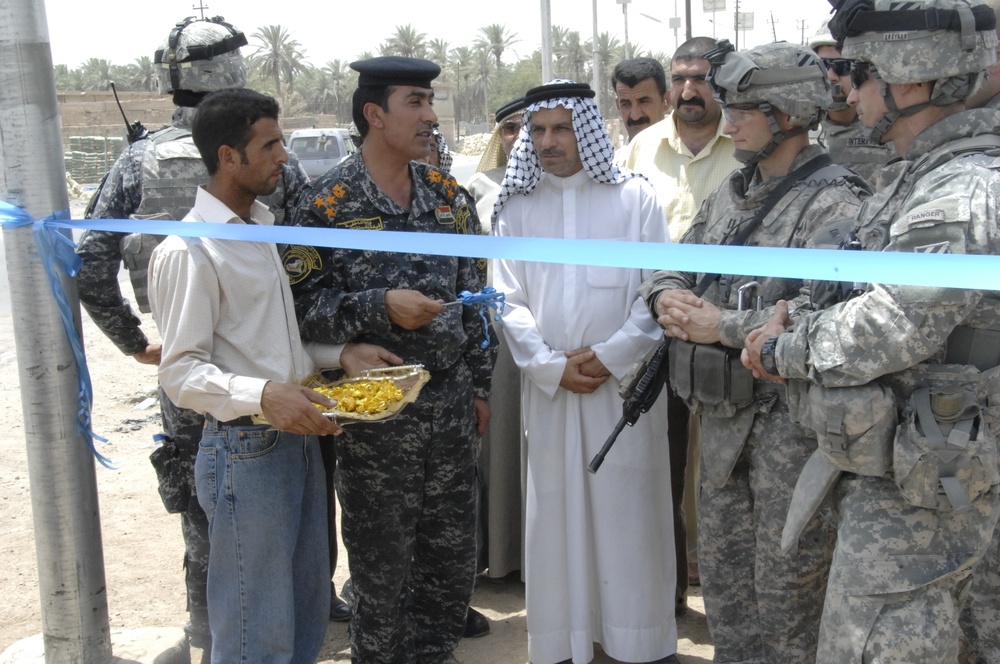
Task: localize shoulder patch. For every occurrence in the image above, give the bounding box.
[282,246,322,285]
[336,217,383,230]
[435,206,455,225]
[455,205,472,235]
[913,241,951,254]
[903,209,946,225]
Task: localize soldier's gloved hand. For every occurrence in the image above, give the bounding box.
[133,343,162,365]
[385,289,445,330]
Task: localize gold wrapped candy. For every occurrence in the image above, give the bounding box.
[314,379,404,415]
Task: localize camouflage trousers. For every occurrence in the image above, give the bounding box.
[155,388,210,641]
[336,361,478,664]
[818,476,1000,663]
[961,522,1000,664]
[698,402,836,664]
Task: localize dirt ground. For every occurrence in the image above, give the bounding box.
[0,194,714,663]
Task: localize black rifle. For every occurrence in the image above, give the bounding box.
[589,153,838,473]
[588,340,669,473]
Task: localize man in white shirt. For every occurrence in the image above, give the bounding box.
[149,88,398,664]
[494,80,678,664]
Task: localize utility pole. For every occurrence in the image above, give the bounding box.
[541,0,553,82]
[592,0,603,114]
[769,11,778,42]
[797,19,809,45]
[734,0,740,51]
[1,1,113,661]
[617,0,633,58]
[192,1,209,19]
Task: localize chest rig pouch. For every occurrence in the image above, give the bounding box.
[669,338,754,418]
[786,380,897,476]
[894,385,999,511]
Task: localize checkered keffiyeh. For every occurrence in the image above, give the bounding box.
[492,79,639,219]
[432,127,453,174]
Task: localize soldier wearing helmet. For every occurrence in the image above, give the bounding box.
[743,1,1000,661]
[638,40,871,664]
[809,21,898,187]
[75,17,315,662]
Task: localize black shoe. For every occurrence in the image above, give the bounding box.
[330,593,351,622]
[463,607,490,638]
[152,637,192,664]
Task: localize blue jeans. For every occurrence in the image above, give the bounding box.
[195,422,329,664]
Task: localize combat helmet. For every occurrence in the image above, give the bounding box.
[705,40,830,163]
[829,0,998,141]
[154,16,248,94]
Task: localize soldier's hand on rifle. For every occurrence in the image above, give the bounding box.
[742,300,791,382]
[560,348,609,394]
[655,290,720,344]
[385,289,445,330]
[133,343,162,365]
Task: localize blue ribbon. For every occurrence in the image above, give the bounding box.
[4,205,1000,470]
[43,216,1000,291]
[454,286,506,349]
[0,202,113,468]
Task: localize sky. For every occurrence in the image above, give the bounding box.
[42,0,837,70]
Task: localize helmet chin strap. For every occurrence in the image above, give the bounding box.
[734,102,810,164]
[868,68,933,143]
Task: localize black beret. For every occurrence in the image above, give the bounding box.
[350,56,441,89]
[495,97,526,123]
[523,81,595,105]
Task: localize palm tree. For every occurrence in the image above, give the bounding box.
[428,38,450,75]
[81,58,114,91]
[470,47,495,122]
[449,46,475,127]
[250,25,303,97]
[475,24,519,70]
[384,24,427,59]
[128,56,156,92]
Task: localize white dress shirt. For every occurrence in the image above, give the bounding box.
[149,186,343,422]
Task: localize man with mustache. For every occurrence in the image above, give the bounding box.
[147,87,400,664]
[284,56,497,663]
[494,79,678,664]
[809,23,897,188]
[610,57,669,147]
[619,36,741,618]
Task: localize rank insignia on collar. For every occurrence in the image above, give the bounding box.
[435,205,455,225]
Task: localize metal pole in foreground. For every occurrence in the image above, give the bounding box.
[540,0,553,83]
[0,1,112,662]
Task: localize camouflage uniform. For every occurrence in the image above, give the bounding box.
[774,108,1000,663]
[284,152,496,663]
[816,119,898,188]
[639,143,870,664]
[76,104,308,645]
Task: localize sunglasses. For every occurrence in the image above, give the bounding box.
[821,58,852,76]
[500,121,523,136]
[850,61,874,89]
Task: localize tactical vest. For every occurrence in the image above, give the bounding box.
[121,126,206,312]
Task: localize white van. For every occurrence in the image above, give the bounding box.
[287,128,356,180]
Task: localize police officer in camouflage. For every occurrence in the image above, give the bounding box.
[744,1,1000,661]
[284,56,496,663]
[639,41,871,663]
[809,22,898,188]
[74,16,310,661]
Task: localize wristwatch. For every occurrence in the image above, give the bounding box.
[760,336,780,376]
